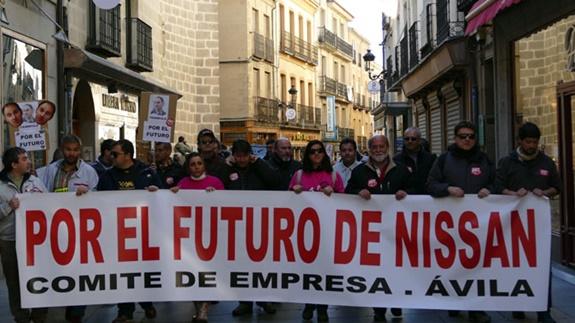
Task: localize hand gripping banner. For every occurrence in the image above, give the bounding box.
[16,191,551,310]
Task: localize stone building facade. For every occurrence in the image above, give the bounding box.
[65,0,219,160]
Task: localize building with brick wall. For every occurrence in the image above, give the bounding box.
[65,0,219,161]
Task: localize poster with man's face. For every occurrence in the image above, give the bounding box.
[139,93,178,143]
[1,100,56,152]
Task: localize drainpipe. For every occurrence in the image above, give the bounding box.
[56,0,71,139]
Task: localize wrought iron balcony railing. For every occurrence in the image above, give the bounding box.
[318,75,337,96]
[253,33,275,63]
[409,22,419,70]
[87,3,121,57]
[126,18,153,72]
[318,27,353,59]
[281,31,318,65]
[254,97,280,124]
[278,102,321,129]
[436,0,465,45]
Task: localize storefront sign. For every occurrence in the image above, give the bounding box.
[102,94,137,113]
[17,191,551,311]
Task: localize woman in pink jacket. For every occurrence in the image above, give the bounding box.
[171,152,223,323]
[288,140,343,322]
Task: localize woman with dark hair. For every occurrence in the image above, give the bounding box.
[171,152,223,323]
[289,140,344,196]
[288,140,343,322]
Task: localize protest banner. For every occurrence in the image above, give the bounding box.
[16,191,550,311]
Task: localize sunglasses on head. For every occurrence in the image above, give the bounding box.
[456,133,475,140]
[404,136,418,142]
[309,148,325,154]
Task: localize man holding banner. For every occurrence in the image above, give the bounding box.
[0,147,48,323]
[97,139,161,323]
[496,122,559,323]
[345,134,412,321]
[426,121,495,323]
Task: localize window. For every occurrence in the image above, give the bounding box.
[252,9,259,33]
[2,34,46,166]
[253,68,260,97]
[264,15,271,38]
[308,83,313,107]
[280,5,285,32]
[264,72,271,98]
[281,74,287,102]
[300,80,305,105]
[299,16,304,39]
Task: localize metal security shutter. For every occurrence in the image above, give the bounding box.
[442,82,461,138]
[427,91,442,155]
[415,99,428,140]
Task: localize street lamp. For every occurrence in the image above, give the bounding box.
[288,85,298,108]
[363,49,384,81]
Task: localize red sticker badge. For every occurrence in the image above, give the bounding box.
[471,167,482,176]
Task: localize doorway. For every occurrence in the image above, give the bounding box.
[557,80,575,268]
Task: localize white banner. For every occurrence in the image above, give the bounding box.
[142,120,171,143]
[16,191,550,310]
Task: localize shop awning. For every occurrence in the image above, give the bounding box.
[64,47,182,98]
[465,0,524,35]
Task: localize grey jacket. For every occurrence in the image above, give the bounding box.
[41,159,99,192]
[0,171,47,241]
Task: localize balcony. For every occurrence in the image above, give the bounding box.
[278,102,321,129]
[409,22,419,71]
[318,27,353,60]
[400,32,408,77]
[87,3,121,57]
[126,18,153,72]
[253,32,275,64]
[280,31,318,65]
[254,97,280,124]
[318,75,337,96]
[436,0,465,45]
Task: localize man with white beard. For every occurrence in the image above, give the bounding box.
[345,134,412,321]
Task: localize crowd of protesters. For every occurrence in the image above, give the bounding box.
[0,120,560,323]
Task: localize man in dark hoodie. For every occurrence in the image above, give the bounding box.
[90,139,115,177]
[426,121,494,323]
[150,142,183,189]
[97,139,161,323]
[495,122,559,323]
[266,137,301,190]
[393,127,436,194]
[225,139,278,316]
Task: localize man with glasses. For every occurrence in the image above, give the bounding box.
[393,127,436,194]
[426,121,494,323]
[345,134,411,321]
[197,128,231,186]
[97,139,161,323]
[266,137,301,190]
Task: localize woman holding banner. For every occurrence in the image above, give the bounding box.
[171,152,224,323]
[289,140,344,322]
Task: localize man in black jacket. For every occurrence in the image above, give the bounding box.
[345,134,410,321]
[495,122,559,323]
[225,139,278,316]
[393,127,436,194]
[151,142,183,189]
[90,139,115,177]
[266,137,301,190]
[426,121,493,323]
[97,139,161,323]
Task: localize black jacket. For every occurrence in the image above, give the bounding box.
[266,155,302,191]
[97,160,162,191]
[204,154,231,187]
[345,158,412,195]
[426,144,495,197]
[155,160,184,189]
[393,148,436,194]
[225,158,279,190]
[495,150,560,193]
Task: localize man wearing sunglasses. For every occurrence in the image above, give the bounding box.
[426,121,494,323]
[197,128,231,186]
[96,139,161,323]
[393,127,436,194]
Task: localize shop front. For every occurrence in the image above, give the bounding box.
[280,128,321,160]
[492,0,575,266]
[64,47,181,162]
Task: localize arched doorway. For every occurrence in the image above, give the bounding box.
[72,80,96,161]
